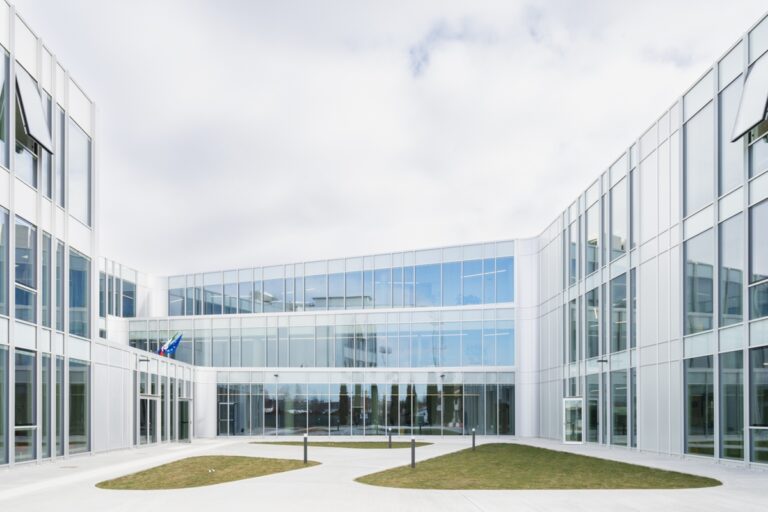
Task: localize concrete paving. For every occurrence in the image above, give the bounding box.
[0,437,764,512]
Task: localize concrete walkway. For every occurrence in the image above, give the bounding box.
[0,437,764,512]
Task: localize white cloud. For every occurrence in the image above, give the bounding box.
[13,0,768,275]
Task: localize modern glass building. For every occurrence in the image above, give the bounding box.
[0,1,768,469]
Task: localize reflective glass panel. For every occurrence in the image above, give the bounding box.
[685,229,714,335]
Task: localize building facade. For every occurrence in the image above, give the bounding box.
[0,1,767,470]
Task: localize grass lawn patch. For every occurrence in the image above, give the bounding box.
[355,444,721,490]
[96,455,319,490]
[254,441,431,449]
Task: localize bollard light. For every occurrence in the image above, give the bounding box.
[410,437,416,468]
[303,433,308,464]
[388,427,392,449]
[472,428,476,451]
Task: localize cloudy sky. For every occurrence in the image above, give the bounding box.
[13,0,768,275]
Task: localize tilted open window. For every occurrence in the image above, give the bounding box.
[732,51,768,142]
[15,68,52,153]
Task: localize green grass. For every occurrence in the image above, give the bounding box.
[96,455,319,490]
[355,444,722,490]
[254,441,432,449]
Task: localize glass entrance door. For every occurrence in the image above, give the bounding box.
[563,397,584,444]
[178,400,191,442]
[139,398,158,445]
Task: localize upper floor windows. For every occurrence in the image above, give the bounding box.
[610,178,627,261]
[684,103,715,216]
[68,119,91,226]
[14,216,36,323]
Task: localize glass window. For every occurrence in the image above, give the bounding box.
[0,53,8,169]
[751,346,768,463]
[14,349,36,462]
[14,91,38,188]
[496,320,514,366]
[41,354,51,458]
[750,199,768,284]
[568,222,578,285]
[585,204,599,275]
[69,359,89,454]
[685,355,714,456]
[568,299,577,362]
[15,68,52,152]
[462,260,482,305]
[14,216,36,323]
[685,229,715,335]
[42,233,51,327]
[630,169,639,249]
[327,273,344,310]
[482,259,495,304]
[0,208,7,316]
[412,322,438,367]
[611,370,627,446]
[733,52,768,140]
[630,268,637,349]
[720,214,744,326]
[122,279,136,317]
[345,271,362,309]
[55,241,64,331]
[720,351,743,460]
[374,268,391,308]
[586,288,599,358]
[237,274,253,314]
[719,78,745,194]
[69,249,90,338]
[752,281,768,320]
[41,93,52,199]
[415,264,440,307]
[462,321,482,366]
[684,103,715,215]
[362,270,373,308]
[223,273,237,314]
[495,256,514,302]
[55,356,63,456]
[483,320,496,366]
[610,274,627,352]
[610,179,627,260]
[750,134,768,178]
[55,108,64,207]
[442,262,461,306]
[289,326,314,368]
[203,272,222,314]
[440,322,461,367]
[0,346,6,464]
[68,120,91,225]
[304,275,326,310]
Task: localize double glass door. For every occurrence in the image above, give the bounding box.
[139,398,158,445]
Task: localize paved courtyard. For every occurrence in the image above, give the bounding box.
[0,437,764,512]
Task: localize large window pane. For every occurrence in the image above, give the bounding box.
[69,359,89,454]
[685,229,714,335]
[462,260,482,305]
[14,217,35,323]
[720,214,744,326]
[345,271,362,309]
[585,204,599,275]
[495,256,514,302]
[0,346,6,464]
[610,274,627,352]
[69,249,90,338]
[0,208,7,316]
[289,326,314,368]
[14,349,35,462]
[374,268,391,308]
[611,370,627,446]
[415,264,440,307]
[304,275,326,310]
[203,272,222,315]
[568,222,578,285]
[496,320,514,366]
[610,179,627,260]
[750,135,768,178]
[462,321,482,366]
[263,278,283,312]
[55,242,64,331]
[720,350,744,460]
[0,53,8,169]
[442,262,461,306]
[685,355,714,456]
[750,199,768,284]
[328,273,344,310]
[42,233,51,327]
[586,373,599,443]
[440,322,461,367]
[586,288,599,358]
[684,103,715,215]
[55,108,64,207]
[68,120,91,226]
[719,78,745,194]
[750,347,768,463]
[41,354,51,458]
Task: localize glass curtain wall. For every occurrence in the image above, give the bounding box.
[69,359,89,454]
[14,350,35,462]
[685,355,714,456]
